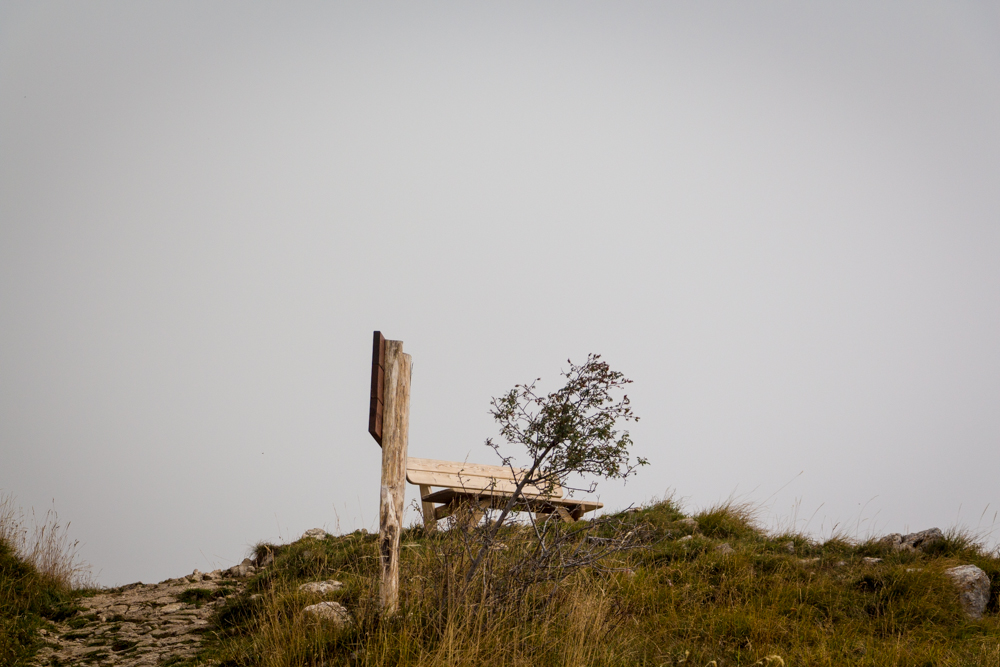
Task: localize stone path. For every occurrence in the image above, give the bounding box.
[30,564,254,667]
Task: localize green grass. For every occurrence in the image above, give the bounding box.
[199,499,1000,667]
[0,493,94,666]
[178,586,234,608]
[5,493,998,666]
[0,538,81,665]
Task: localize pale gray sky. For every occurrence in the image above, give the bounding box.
[2,2,999,587]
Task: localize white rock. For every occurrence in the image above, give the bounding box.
[226,558,256,578]
[299,580,343,595]
[945,564,990,619]
[678,535,693,543]
[715,543,734,554]
[303,601,350,625]
[678,518,698,530]
[879,528,944,552]
[862,557,883,565]
[302,528,328,540]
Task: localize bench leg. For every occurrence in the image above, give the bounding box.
[445,498,490,529]
[419,485,437,531]
[470,499,491,527]
[555,506,575,523]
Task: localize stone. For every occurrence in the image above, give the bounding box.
[862,557,883,565]
[226,558,256,578]
[303,601,351,626]
[879,528,944,553]
[302,528,328,540]
[944,564,990,619]
[678,535,693,543]
[32,572,245,667]
[784,541,795,554]
[678,518,698,530]
[299,580,343,595]
[715,543,734,554]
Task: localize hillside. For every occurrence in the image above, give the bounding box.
[10,498,1000,666]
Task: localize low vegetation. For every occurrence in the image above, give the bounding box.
[0,493,93,666]
[4,488,998,666]
[200,497,1000,667]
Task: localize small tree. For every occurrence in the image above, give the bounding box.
[464,353,647,582]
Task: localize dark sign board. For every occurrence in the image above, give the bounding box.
[368,331,386,445]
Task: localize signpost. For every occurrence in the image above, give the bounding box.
[368,331,385,445]
[369,331,411,614]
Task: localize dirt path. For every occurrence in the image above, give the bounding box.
[30,566,253,667]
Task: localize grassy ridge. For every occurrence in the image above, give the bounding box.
[203,499,1000,666]
[0,539,85,665]
[0,496,86,667]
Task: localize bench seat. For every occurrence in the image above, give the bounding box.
[406,457,602,526]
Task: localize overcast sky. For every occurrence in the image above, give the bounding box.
[2,2,999,587]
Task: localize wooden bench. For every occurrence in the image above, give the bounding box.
[406,457,602,528]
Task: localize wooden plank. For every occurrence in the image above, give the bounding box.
[421,486,572,504]
[407,457,525,479]
[378,339,410,615]
[419,486,602,518]
[368,331,386,445]
[419,484,436,531]
[406,458,563,497]
[434,502,456,521]
[555,506,574,523]
[405,470,551,496]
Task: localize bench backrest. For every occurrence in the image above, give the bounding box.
[406,457,563,498]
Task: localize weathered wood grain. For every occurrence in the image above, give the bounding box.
[419,484,436,531]
[378,339,410,615]
[405,457,563,497]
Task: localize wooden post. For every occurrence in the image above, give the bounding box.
[378,339,411,615]
[418,485,437,531]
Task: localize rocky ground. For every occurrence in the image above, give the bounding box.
[29,560,259,667]
[25,526,991,665]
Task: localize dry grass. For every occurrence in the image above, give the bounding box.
[0,492,93,666]
[0,492,92,590]
[202,498,1000,666]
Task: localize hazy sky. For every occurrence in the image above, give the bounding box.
[2,2,999,587]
